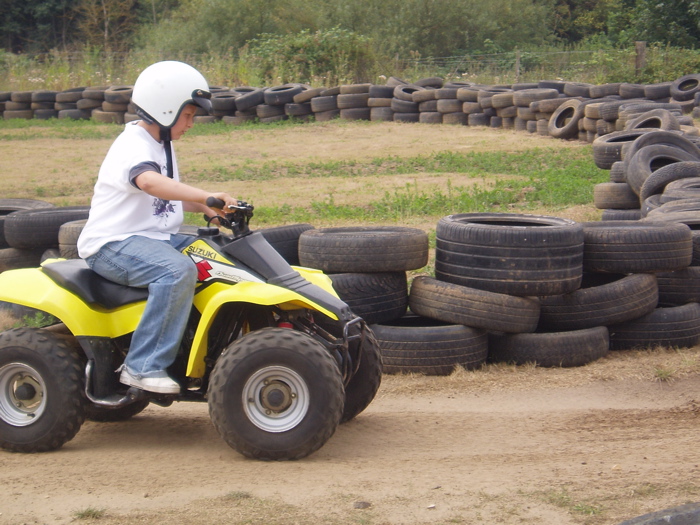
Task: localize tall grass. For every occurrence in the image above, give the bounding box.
[2,41,700,91]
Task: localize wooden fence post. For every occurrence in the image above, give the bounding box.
[635,41,647,77]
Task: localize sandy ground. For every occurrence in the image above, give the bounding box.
[1,121,699,524]
[0,362,698,525]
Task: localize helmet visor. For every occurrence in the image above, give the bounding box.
[191,88,212,113]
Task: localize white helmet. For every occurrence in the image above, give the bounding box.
[131,61,211,128]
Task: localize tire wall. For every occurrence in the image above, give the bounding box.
[4,75,700,144]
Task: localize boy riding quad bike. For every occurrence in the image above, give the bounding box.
[0,200,382,460]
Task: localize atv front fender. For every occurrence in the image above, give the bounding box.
[187,268,341,377]
[0,267,144,337]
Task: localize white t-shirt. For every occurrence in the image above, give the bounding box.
[77,121,184,258]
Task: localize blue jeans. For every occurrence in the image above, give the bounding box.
[85,234,196,377]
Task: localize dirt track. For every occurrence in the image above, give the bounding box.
[1,367,698,525]
[1,122,699,524]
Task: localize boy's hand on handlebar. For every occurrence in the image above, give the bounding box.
[206,193,239,217]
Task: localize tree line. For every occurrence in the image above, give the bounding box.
[2,0,700,58]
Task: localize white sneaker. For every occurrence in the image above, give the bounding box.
[119,368,180,395]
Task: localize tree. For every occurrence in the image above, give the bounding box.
[630,0,700,47]
[0,0,77,52]
[74,0,138,52]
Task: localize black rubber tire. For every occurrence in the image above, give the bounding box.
[670,74,700,101]
[608,302,700,350]
[659,177,700,203]
[625,144,700,196]
[233,87,265,111]
[563,82,593,98]
[0,247,45,271]
[371,107,395,121]
[310,95,338,113]
[299,227,429,273]
[592,129,658,169]
[210,92,238,112]
[435,213,584,296]
[639,161,700,201]
[264,84,304,106]
[593,182,640,209]
[601,209,642,221]
[618,502,700,525]
[58,109,92,120]
[0,328,86,452]
[338,324,382,423]
[589,83,621,98]
[338,83,371,94]
[4,206,90,250]
[256,223,314,266]
[414,77,443,88]
[622,130,700,167]
[548,99,583,139]
[337,93,369,109]
[3,110,33,120]
[0,199,55,248]
[368,85,395,98]
[84,398,150,422]
[657,266,700,305]
[392,112,420,123]
[314,109,340,122]
[256,104,285,118]
[284,102,312,117]
[340,108,371,121]
[468,113,490,126]
[391,98,419,113]
[624,109,681,131]
[442,112,467,125]
[371,315,488,376]
[619,82,647,99]
[393,85,425,102]
[208,328,344,460]
[487,326,610,368]
[582,220,692,273]
[408,276,540,333]
[58,219,86,259]
[328,272,408,325]
[512,88,560,107]
[103,86,133,104]
[55,87,85,103]
[609,161,627,183]
[538,273,658,331]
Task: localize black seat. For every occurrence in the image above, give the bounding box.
[42,259,149,310]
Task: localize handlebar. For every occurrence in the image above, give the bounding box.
[204,197,254,237]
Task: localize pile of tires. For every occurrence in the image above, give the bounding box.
[291,215,698,376]
[593,129,700,220]
[1,201,699,375]
[3,73,700,143]
[0,200,90,271]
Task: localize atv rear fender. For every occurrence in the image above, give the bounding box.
[0,267,144,337]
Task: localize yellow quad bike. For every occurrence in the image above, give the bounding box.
[0,199,382,460]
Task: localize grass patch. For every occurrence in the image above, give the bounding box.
[243,147,604,224]
[72,507,106,520]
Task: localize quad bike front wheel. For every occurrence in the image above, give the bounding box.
[0,328,86,452]
[208,327,344,460]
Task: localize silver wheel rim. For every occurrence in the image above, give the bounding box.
[0,362,47,426]
[242,365,309,433]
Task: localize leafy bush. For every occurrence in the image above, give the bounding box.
[246,28,380,85]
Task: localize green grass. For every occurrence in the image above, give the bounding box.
[1,117,604,225]
[248,147,605,224]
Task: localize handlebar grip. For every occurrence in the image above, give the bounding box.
[206,196,226,209]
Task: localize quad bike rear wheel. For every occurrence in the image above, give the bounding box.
[208,328,344,460]
[0,328,86,452]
